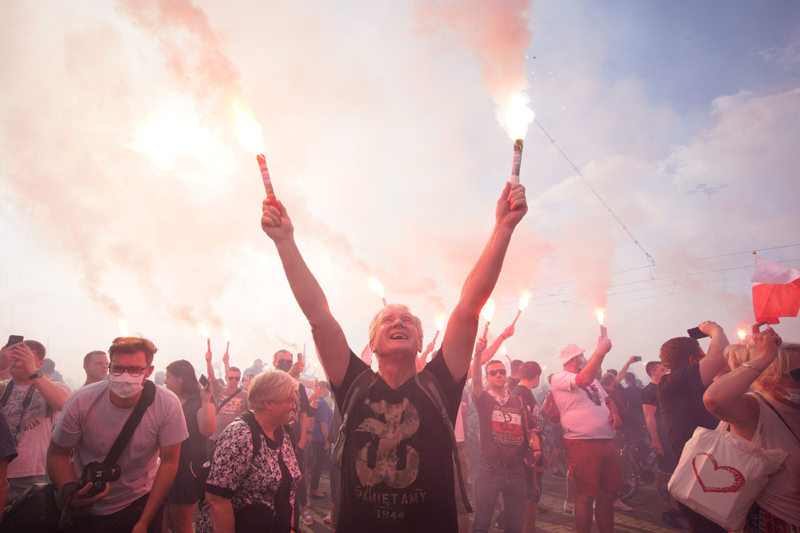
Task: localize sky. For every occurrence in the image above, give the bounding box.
[2,0,799,391]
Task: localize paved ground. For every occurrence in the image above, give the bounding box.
[296,466,682,533]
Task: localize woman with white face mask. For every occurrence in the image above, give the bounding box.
[703,326,800,532]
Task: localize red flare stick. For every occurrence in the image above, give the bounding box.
[257,154,277,205]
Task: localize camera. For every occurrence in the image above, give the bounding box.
[78,462,121,497]
[632,356,642,362]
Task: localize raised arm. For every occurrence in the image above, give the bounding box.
[261,200,350,388]
[471,337,488,400]
[576,328,612,388]
[697,321,730,386]
[205,350,222,397]
[441,183,528,381]
[614,356,637,386]
[703,327,780,440]
[478,325,515,367]
[13,344,69,410]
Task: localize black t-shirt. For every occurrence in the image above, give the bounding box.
[623,385,646,429]
[657,363,719,460]
[330,349,466,533]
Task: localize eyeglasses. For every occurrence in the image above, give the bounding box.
[783,367,800,383]
[278,359,292,365]
[487,368,507,377]
[227,376,240,382]
[109,365,147,377]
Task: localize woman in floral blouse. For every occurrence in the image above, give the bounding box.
[197,369,301,533]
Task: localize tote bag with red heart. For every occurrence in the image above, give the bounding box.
[668,415,787,531]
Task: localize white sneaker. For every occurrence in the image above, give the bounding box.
[302,511,314,526]
[324,513,332,524]
[614,499,633,512]
[564,501,574,515]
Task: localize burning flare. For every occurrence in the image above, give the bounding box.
[481,299,495,338]
[595,309,605,326]
[436,316,446,331]
[118,319,128,337]
[233,99,264,154]
[498,92,536,141]
[519,292,532,311]
[369,278,385,299]
[224,328,232,342]
[370,277,388,307]
[481,299,496,322]
[738,330,746,342]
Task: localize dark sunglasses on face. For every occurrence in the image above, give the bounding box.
[487,368,507,377]
[784,367,800,383]
[227,376,240,381]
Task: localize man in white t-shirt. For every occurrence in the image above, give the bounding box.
[550,329,622,533]
[48,336,187,533]
[0,339,71,501]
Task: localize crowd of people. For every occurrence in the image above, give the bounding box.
[0,182,796,533]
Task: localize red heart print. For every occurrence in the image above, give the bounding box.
[692,452,745,493]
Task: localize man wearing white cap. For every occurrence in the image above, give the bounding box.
[550,328,622,533]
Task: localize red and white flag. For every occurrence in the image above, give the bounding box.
[751,258,800,324]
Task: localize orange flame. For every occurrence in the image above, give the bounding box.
[198,324,210,339]
[224,328,232,342]
[519,291,531,311]
[738,330,746,341]
[481,299,495,322]
[499,345,507,356]
[233,99,264,154]
[118,319,128,337]
[369,278,385,298]
[436,316,446,331]
[595,309,605,326]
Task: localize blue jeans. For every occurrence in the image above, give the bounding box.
[473,457,526,533]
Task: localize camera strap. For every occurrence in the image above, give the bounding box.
[103,380,157,466]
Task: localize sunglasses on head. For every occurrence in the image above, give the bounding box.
[487,368,506,377]
[783,367,800,383]
[227,376,240,381]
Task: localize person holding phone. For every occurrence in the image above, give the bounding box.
[0,338,71,501]
[162,360,216,533]
[657,321,730,533]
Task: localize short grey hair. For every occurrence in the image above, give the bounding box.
[248,369,298,409]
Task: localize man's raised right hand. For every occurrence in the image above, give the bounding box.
[261,199,294,243]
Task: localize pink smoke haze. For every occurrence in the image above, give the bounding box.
[2,1,799,388]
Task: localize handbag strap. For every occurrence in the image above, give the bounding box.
[104,380,156,466]
[754,391,800,445]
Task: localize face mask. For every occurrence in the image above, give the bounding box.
[109,372,144,398]
[578,357,589,370]
[789,388,800,406]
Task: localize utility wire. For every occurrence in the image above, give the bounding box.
[534,119,656,274]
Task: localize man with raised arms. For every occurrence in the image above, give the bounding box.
[261,182,527,533]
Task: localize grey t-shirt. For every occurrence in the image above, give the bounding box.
[51,381,188,515]
[212,387,249,441]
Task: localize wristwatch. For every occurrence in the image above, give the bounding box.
[29,369,43,380]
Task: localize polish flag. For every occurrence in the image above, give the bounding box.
[751,258,800,324]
